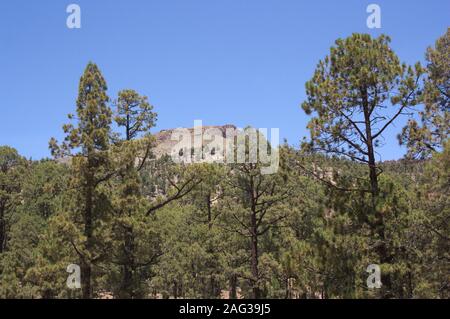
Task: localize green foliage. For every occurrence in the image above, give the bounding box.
[301,33,422,163]
[48,62,115,298]
[400,28,449,159]
[300,33,426,297]
[1,29,448,299]
[0,146,27,254]
[114,89,157,141]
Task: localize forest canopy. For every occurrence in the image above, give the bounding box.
[0,30,448,299]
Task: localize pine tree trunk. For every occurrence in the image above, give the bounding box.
[230,274,238,299]
[82,167,94,299]
[81,260,91,299]
[367,137,392,297]
[119,225,136,299]
[363,89,392,298]
[250,212,260,299]
[207,193,212,230]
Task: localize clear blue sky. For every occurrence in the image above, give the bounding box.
[0,0,448,160]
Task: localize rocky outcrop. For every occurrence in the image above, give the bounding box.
[152,124,238,162]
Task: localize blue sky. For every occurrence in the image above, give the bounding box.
[0,0,448,160]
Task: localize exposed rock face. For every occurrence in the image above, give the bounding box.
[152,124,238,162]
[55,124,239,164]
[55,156,72,165]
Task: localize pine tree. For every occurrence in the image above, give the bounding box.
[111,89,159,298]
[49,62,113,298]
[0,160,68,298]
[301,34,422,297]
[221,131,292,298]
[409,141,450,297]
[400,28,449,158]
[0,147,26,254]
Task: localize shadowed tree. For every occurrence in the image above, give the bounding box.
[221,131,291,299]
[0,147,25,254]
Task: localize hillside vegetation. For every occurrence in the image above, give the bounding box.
[0,30,448,299]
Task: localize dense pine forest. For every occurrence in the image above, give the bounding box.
[0,30,448,299]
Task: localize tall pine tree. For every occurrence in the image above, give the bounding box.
[301,34,422,297]
[50,62,113,298]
